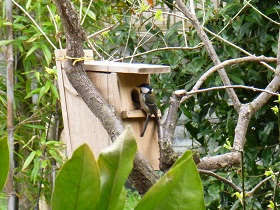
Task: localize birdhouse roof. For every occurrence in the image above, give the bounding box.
[84,61,171,74]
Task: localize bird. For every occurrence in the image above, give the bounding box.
[138,83,159,137]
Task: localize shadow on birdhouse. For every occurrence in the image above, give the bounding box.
[55,49,170,169]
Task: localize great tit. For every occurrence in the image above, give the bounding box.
[138,83,159,137]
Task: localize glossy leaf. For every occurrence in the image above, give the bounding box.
[97,126,137,210]
[52,144,100,210]
[135,151,205,210]
[0,137,9,191]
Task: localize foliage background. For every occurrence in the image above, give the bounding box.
[0,0,280,209]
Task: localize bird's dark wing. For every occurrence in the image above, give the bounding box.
[144,94,158,117]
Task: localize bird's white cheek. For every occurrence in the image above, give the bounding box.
[141,87,150,94]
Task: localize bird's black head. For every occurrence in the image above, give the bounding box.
[138,83,153,94]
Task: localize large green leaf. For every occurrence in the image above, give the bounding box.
[135,151,205,210]
[51,144,100,210]
[0,137,9,191]
[97,126,137,210]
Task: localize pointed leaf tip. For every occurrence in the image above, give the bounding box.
[97,126,137,210]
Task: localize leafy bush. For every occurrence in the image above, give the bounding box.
[51,126,205,210]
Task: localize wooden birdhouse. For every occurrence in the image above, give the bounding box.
[55,49,170,169]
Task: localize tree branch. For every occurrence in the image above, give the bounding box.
[203,27,276,73]
[198,169,242,192]
[176,0,241,111]
[182,56,277,103]
[246,172,279,197]
[197,152,241,170]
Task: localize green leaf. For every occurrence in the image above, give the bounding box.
[41,159,48,169]
[51,83,59,99]
[24,88,41,99]
[34,71,41,83]
[48,149,63,164]
[26,0,32,10]
[25,0,31,10]
[97,126,137,210]
[25,43,40,59]
[31,156,40,184]
[44,80,52,94]
[23,124,46,129]
[228,73,244,85]
[135,151,205,210]
[41,44,52,65]
[38,86,46,102]
[45,67,57,75]
[154,10,164,21]
[22,151,36,171]
[52,144,100,210]
[0,40,14,46]
[82,8,96,21]
[0,137,9,191]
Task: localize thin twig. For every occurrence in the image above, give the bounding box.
[203,27,276,73]
[123,12,134,61]
[86,36,102,59]
[247,172,279,196]
[182,18,188,47]
[79,0,83,21]
[130,22,154,62]
[198,169,242,192]
[186,85,279,97]
[81,0,94,25]
[245,0,280,26]
[12,0,57,50]
[87,23,119,39]
[272,171,280,208]
[176,0,242,111]
[112,45,203,62]
[47,5,62,49]
[181,55,277,103]
[213,0,251,39]
[241,151,246,208]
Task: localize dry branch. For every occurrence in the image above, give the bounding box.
[198,169,242,192]
[182,56,277,103]
[176,0,241,111]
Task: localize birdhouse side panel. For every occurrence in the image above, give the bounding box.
[56,57,111,158]
[63,87,111,157]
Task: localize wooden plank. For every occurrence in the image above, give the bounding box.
[121,110,161,119]
[55,49,73,156]
[85,61,171,74]
[121,110,146,119]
